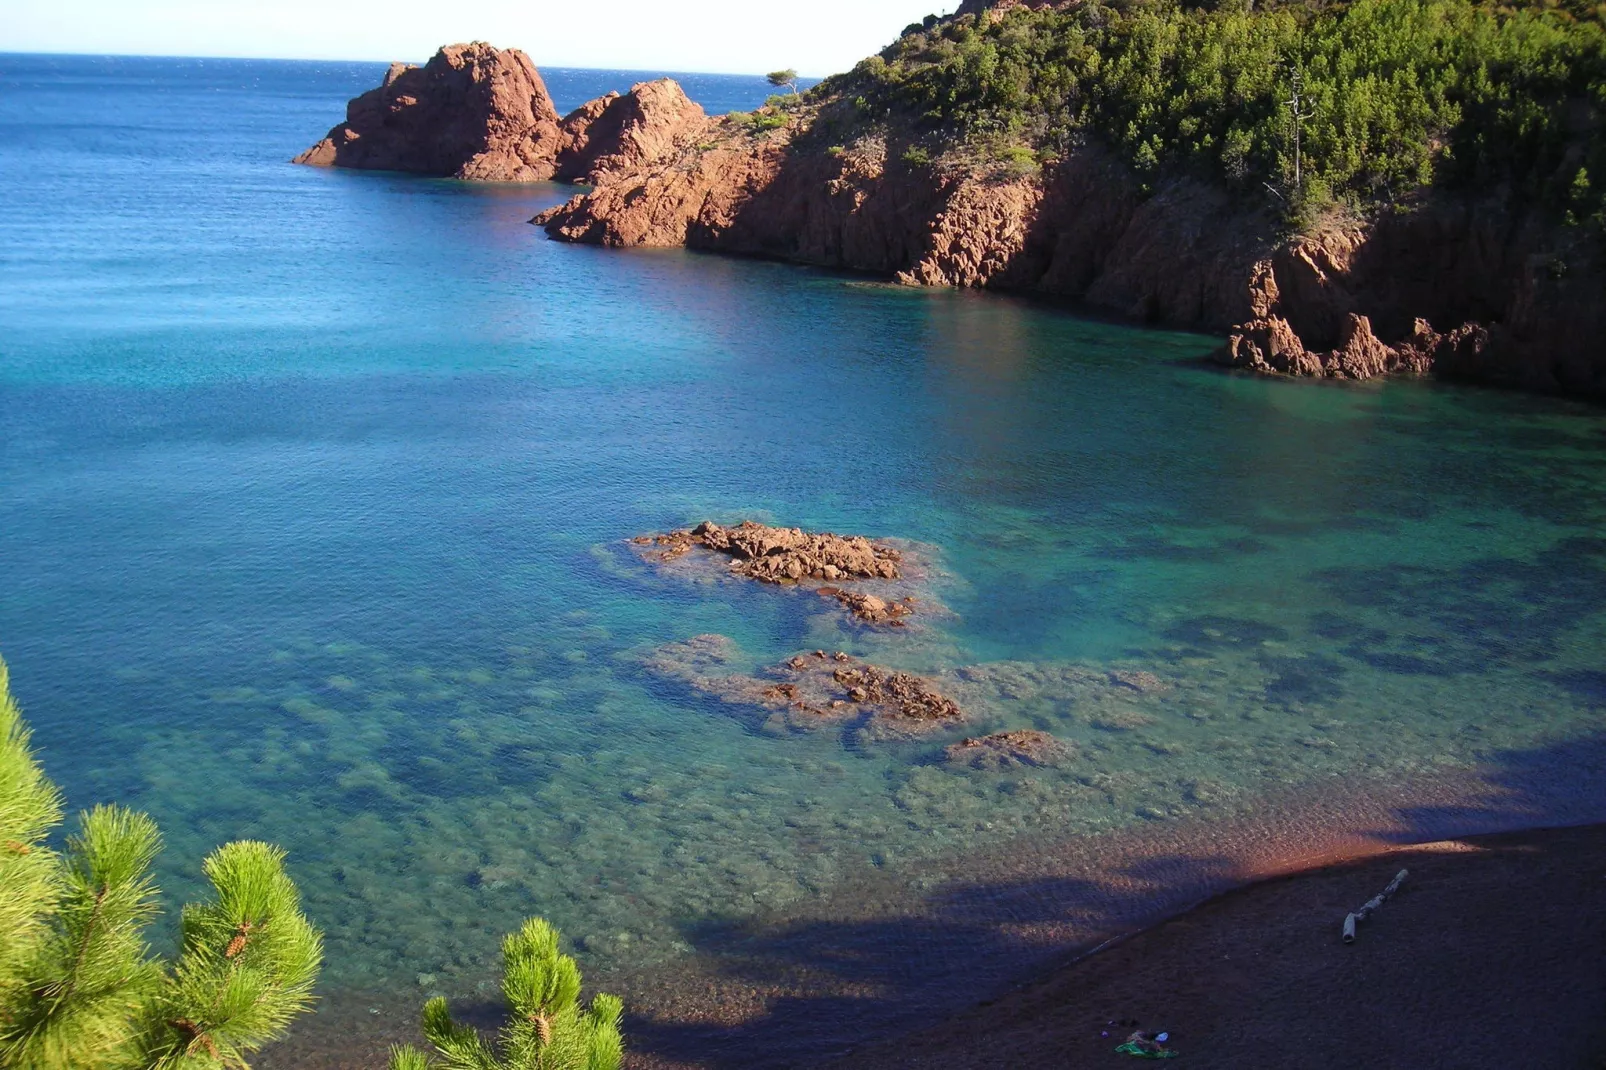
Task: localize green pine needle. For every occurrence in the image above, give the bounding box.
[0,656,324,1070]
[397,918,624,1070]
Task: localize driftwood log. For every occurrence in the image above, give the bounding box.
[1342,868,1409,944]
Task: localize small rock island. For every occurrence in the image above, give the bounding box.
[294,42,707,185]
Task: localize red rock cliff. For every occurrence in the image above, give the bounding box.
[535,110,1605,397]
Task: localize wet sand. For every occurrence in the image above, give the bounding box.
[832,823,1606,1070]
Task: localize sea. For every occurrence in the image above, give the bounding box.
[1,52,1604,1067]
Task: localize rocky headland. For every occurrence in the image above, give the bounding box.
[527,3,1606,397]
[294,43,705,184]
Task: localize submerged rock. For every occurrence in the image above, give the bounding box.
[641,640,964,740]
[944,730,1074,771]
[1107,669,1170,694]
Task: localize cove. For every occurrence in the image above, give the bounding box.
[2,53,1604,1066]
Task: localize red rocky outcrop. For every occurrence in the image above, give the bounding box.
[554,80,708,186]
[944,730,1073,770]
[643,640,965,741]
[295,49,707,187]
[636,520,902,584]
[293,43,565,180]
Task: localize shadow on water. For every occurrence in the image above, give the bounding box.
[602,729,1606,1069]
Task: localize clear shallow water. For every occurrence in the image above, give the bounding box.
[2,51,1605,1032]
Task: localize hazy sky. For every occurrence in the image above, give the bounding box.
[0,0,957,74]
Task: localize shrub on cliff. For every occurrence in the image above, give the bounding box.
[0,658,323,1069]
[388,918,623,1070]
[818,0,1606,222]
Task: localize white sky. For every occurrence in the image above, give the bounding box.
[0,0,958,75]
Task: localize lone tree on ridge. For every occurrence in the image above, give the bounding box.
[766,69,800,94]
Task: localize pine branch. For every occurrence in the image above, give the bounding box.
[136,841,323,1068]
[0,806,163,1069]
[405,919,623,1070]
[0,659,65,1010]
[0,659,322,1070]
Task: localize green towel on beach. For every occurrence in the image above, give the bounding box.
[1115,1041,1178,1059]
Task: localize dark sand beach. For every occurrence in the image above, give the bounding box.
[833,823,1606,1070]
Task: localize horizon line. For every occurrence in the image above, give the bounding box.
[0,47,828,80]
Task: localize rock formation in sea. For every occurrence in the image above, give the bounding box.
[293,43,565,180]
[294,44,705,185]
[554,80,707,186]
[633,520,925,626]
[638,520,903,583]
[531,13,1604,398]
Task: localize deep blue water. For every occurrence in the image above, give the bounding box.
[2,51,1605,1046]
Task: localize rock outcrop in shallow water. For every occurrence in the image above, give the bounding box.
[295,45,704,186]
[643,638,964,741]
[638,521,903,583]
[635,520,917,627]
[535,91,1604,397]
[818,587,918,627]
[944,730,1074,770]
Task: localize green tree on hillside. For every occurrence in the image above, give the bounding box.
[388,918,623,1070]
[821,0,1606,224]
[0,658,322,1070]
[767,68,800,94]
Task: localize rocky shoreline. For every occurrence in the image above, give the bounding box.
[535,117,1603,397]
[294,41,1603,398]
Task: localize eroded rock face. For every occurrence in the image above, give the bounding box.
[944,730,1074,770]
[642,639,965,742]
[293,43,565,180]
[554,80,708,186]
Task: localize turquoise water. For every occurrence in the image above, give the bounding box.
[2,52,1605,1051]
